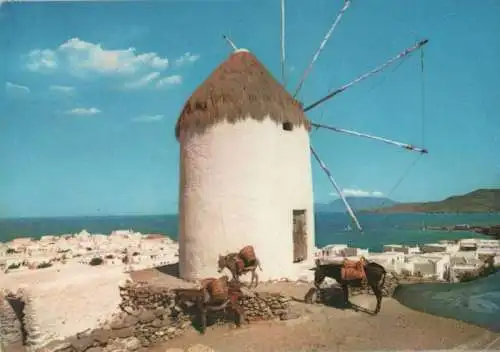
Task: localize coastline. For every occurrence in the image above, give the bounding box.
[1,227,499,351]
[2,212,500,248]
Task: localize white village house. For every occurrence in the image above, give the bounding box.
[176,49,315,282]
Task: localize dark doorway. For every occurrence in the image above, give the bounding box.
[292,209,308,263]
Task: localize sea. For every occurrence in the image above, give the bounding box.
[1,212,499,250]
[3,212,500,331]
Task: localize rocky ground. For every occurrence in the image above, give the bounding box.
[8,268,496,352]
[145,281,500,352]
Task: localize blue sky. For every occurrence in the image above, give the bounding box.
[1,0,499,218]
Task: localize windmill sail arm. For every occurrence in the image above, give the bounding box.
[304,39,429,112]
[311,122,428,154]
[310,145,363,232]
[222,35,238,51]
[280,0,286,87]
[293,0,351,98]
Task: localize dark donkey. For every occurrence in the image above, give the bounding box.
[305,258,387,314]
[218,252,262,288]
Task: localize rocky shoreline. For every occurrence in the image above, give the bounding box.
[422,224,500,237]
[474,225,500,238]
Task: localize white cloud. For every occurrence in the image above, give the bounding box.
[26,38,169,76]
[174,52,200,67]
[49,85,75,93]
[330,188,385,198]
[5,81,30,94]
[156,75,182,88]
[132,114,164,123]
[26,49,58,72]
[66,107,101,116]
[124,71,160,89]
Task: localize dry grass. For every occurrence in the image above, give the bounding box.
[175,51,310,139]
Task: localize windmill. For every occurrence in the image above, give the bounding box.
[224,0,429,233]
[175,0,429,282]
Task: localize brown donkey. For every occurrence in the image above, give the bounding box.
[217,246,263,288]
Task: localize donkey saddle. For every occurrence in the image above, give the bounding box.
[341,258,367,281]
[235,245,257,273]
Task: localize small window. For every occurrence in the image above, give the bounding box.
[282,121,293,131]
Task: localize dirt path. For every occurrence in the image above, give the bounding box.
[128,273,500,351]
[146,287,500,352]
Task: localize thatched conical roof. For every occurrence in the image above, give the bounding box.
[175,49,310,139]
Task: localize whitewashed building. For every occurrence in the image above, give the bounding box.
[316,244,348,259]
[458,238,478,251]
[420,243,447,253]
[367,252,406,272]
[176,49,315,281]
[477,239,500,257]
[384,244,420,254]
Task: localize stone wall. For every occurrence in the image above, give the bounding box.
[238,292,292,321]
[38,280,293,352]
[119,281,293,322]
[118,282,191,348]
[41,307,191,352]
[349,273,400,297]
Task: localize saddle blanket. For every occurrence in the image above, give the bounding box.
[341,259,366,281]
[201,276,229,302]
[235,257,256,273]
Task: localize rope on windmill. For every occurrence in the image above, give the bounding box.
[306,41,430,228]
[373,153,424,213]
[372,44,429,214]
[420,46,426,145]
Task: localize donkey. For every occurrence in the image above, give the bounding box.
[172,280,247,335]
[305,258,387,314]
[218,252,263,288]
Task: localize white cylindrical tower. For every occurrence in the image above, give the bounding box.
[175,49,315,282]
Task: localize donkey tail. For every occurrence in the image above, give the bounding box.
[257,258,263,271]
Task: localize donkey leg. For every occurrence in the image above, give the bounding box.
[249,270,255,288]
[250,269,259,288]
[231,268,240,283]
[229,304,240,327]
[369,281,383,314]
[199,304,207,334]
[232,302,246,327]
[342,284,350,307]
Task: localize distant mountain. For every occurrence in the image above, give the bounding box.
[367,188,500,214]
[315,196,398,213]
